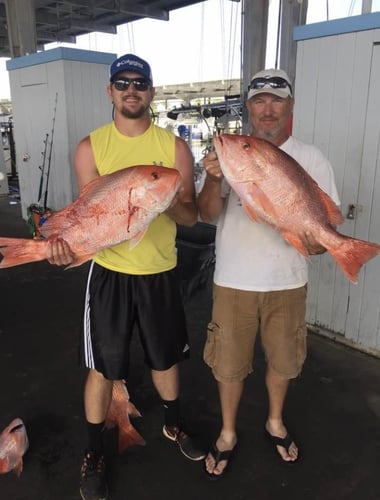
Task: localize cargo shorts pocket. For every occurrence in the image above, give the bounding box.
[203,321,220,369]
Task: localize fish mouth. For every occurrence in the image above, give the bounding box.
[9,423,25,433]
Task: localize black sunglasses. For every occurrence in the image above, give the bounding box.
[248,76,292,95]
[112,77,151,92]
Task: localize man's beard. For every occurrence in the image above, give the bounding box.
[255,125,281,141]
[120,103,148,119]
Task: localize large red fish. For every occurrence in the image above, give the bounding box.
[0,165,181,269]
[214,134,380,283]
[0,418,29,476]
[106,380,145,453]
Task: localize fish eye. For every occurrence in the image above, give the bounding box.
[151,171,159,180]
[242,142,250,150]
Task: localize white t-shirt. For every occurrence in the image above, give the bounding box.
[213,136,341,291]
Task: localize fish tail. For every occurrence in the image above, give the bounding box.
[126,401,142,418]
[0,238,47,268]
[328,236,380,284]
[118,424,146,453]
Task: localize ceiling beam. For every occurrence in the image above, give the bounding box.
[5,0,37,57]
[35,1,170,22]
[0,0,206,58]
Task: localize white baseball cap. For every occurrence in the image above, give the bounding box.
[247,69,293,99]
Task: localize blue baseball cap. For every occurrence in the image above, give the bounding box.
[109,53,153,83]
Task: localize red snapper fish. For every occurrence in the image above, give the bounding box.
[214,134,380,284]
[0,418,29,476]
[0,165,181,269]
[106,380,145,453]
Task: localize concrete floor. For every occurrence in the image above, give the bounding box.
[0,191,379,500]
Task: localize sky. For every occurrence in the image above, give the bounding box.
[0,0,379,100]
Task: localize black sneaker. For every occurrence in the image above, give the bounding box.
[163,425,206,461]
[79,450,108,500]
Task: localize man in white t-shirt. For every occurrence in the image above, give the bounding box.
[198,68,340,479]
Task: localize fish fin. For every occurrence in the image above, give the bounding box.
[105,380,146,453]
[129,229,147,250]
[0,238,47,268]
[327,236,380,283]
[13,459,23,476]
[126,401,142,419]
[104,416,116,429]
[318,189,344,226]
[282,232,310,258]
[104,416,121,433]
[117,424,146,453]
[241,201,260,222]
[243,183,278,220]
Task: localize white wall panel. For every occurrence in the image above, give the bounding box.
[349,41,380,350]
[294,17,380,354]
[7,48,115,217]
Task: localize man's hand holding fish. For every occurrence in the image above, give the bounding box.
[46,237,75,266]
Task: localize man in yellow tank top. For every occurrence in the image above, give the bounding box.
[47,53,204,500]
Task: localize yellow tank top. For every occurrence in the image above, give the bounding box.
[90,122,177,274]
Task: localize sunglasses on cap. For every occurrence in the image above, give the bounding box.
[112,77,151,92]
[248,76,292,95]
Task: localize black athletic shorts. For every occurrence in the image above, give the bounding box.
[80,261,190,379]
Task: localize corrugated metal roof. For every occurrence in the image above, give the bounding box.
[0,0,207,57]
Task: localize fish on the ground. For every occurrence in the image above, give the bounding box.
[214,133,380,283]
[0,418,29,476]
[0,165,182,269]
[106,380,145,453]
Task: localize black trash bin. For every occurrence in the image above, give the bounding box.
[176,222,216,301]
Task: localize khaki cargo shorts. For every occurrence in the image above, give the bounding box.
[203,284,307,383]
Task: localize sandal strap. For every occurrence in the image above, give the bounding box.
[209,442,233,465]
[266,432,293,452]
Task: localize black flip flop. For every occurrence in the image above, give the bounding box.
[204,441,235,481]
[264,428,299,465]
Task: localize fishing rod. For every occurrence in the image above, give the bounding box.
[37,132,49,205]
[27,132,50,237]
[26,94,58,237]
[43,92,58,211]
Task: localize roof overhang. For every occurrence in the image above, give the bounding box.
[0,0,207,58]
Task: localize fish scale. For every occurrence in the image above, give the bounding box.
[0,165,182,269]
[214,133,380,284]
